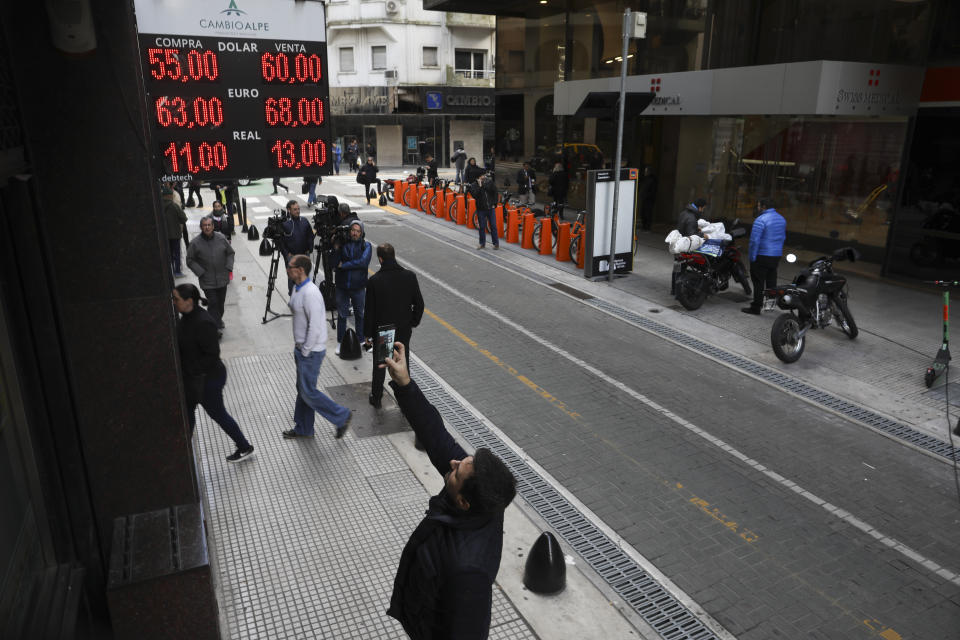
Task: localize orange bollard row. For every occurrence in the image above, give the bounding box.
[556,223,571,262]
[521,212,535,249]
[507,209,520,243]
[538,219,553,255]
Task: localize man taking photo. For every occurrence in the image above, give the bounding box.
[382,343,517,639]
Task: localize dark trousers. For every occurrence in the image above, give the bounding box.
[749,255,780,309]
[187,184,203,207]
[477,208,499,247]
[203,286,228,327]
[169,239,182,274]
[272,176,288,193]
[363,179,382,202]
[187,366,250,449]
[371,327,411,401]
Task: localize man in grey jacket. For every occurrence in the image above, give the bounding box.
[451,147,466,184]
[186,216,235,331]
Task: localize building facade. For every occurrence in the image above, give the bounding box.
[425,0,960,280]
[327,0,496,167]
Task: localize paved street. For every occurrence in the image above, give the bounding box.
[188,175,960,639]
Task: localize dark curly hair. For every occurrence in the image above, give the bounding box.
[459,448,517,515]
[174,283,207,307]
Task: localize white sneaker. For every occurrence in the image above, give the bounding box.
[335,343,341,355]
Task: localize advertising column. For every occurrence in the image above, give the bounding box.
[584,168,638,278]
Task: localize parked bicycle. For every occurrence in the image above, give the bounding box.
[568,210,587,265]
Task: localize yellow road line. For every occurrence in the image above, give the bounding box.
[423,308,580,420]
[375,202,408,216]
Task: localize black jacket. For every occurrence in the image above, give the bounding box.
[358,163,379,184]
[464,164,485,184]
[468,178,497,212]
[176,305,224,404]
[363,259,425,337]
[280,216,315,259]
[677,204,700,237]
[548,170,569,201]
[426,159,438,181]
[387,379,504,640]
[516,168,536,194]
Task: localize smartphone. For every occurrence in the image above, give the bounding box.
[375,324,396,365]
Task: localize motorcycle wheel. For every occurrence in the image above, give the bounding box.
[771,313,805,363]
[733,262,752,296]
[675,271,708,310]
[832,296,859,339]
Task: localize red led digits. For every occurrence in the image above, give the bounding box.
[269,139,327,169]
[147,48,219,82]
[260,52,322,84]
[264,97,324,127]
[163,141,229,174]
[155,97,224,129]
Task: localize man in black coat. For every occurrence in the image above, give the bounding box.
[363,243,424,408]
[357,156,381,204]
[280,200,315,295]
[516,162,536,205]
[676,197,707,237]
[382,343,517,640]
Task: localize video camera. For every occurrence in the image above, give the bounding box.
[262,208,290,241]
[312,195,350,249]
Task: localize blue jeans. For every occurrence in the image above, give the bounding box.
[336,287,366,343]
[307,182,317,205]
[293,349,350,435]
[477,208,499,247]
[333,158,340,174]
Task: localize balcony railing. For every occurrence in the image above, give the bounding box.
[454,69,493,80]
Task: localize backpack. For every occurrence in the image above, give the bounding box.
[356,172,364,184]
[258,238,274,256]
[247,225,259,240]
[339,327,362,360]
[378,193,387,206]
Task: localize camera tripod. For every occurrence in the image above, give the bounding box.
[312,240,338,330]
[262,245,292,324]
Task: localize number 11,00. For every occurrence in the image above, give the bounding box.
[162,141,229,174]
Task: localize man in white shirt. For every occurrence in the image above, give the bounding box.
[283,254,352,440]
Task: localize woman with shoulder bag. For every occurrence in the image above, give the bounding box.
[173,283,254,463]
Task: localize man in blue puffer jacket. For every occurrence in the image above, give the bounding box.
[743,196,787,315]
[334,220,372,352]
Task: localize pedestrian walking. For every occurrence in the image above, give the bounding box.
[279,200,315,295]
[162,185,187,277]
[172,284,254,462]
[209,200,234,243]
[304,176,320,206]
[332,142,342,175]
[469,173,499,250]
[424,154,438,185]
[357,156,382,204]
[186,179,204,208]
[363,243,424,409]
[516,162,536,205]
[548,162,569,217]
[272,176,289,195]
[383,343,516,639]
[186,217,234,331]
[743,196,787,315]
[484,146,496,172]
[451,147,467,184]
[334,221,372,353]
[346,139,360,172]
[283,254,352,440]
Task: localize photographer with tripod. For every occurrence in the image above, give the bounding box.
[279,200,315,295]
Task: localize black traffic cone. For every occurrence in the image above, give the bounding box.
[523,531,566,594]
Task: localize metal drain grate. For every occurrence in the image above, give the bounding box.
[410,361,719,640]
[548,282,595,300]
[586,298,960,463]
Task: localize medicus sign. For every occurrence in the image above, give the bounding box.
[133,0,333,182]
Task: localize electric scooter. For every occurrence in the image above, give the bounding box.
[924,280,960,388]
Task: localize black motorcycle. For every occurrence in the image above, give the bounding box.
[672,221,751,310]
[765,248,859,363]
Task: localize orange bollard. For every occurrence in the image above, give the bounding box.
[538,219,553,255]
[507,209,520,243]
[444,191,456,221]
[576,227,586,267]
[425,187,435,215]
[495,205,505,237]
[521,212,535,249]
[416,184,426,212]
[455,194,466,224]
[466,196,477,229]
[556,222,572,262]
[395,180,405,207]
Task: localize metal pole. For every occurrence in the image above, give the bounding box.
[608,8,630,281]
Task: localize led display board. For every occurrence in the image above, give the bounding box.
[133,0,332,182]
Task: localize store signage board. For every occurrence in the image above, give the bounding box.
[133,0,332,182]
[584,168,638,278]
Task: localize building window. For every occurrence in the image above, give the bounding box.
[372,45,387,70]
[422,46,438,68]
[339,47,355,73]
[454,49,486,78]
